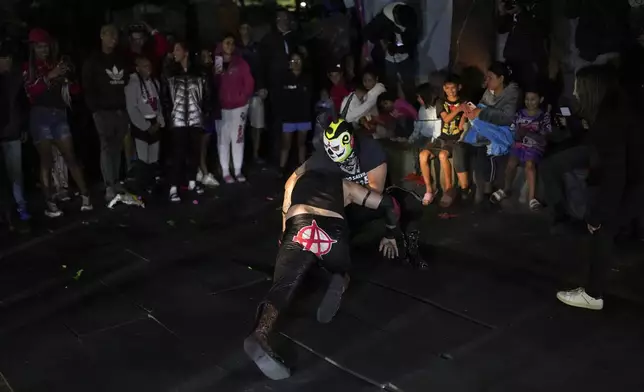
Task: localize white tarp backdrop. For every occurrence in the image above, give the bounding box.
[359,0,453,81]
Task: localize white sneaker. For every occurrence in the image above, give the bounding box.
[45,201,63,218]
[169,186,181,203]
[490,189,508,204]
[557,287,604,310]
[189,180,197,191]
[196,170,203,183]
[202,173,220,187]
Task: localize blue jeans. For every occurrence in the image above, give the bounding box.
[29,107,71,143]
[0,140,26,207]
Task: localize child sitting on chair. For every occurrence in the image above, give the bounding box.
[418,75,470,207]
[490,87,551,210]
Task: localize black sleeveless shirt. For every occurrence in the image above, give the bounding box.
[291,170,345,216]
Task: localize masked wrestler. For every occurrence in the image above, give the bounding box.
[284,119,427,268]
[245,169,400,380]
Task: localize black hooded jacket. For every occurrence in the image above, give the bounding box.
[0,68,27,142]
[566,0,629,62]
[363,2,418,60]
[499,0,549,66]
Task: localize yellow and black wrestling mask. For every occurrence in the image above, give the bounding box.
[324,119,355,163]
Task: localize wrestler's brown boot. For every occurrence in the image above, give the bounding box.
[244,303,291,380]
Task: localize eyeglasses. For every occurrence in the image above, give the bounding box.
[290,59,302,64]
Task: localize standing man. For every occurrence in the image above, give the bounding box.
[497,0,550,89]
[82,25,131,202]
[0,40,29,231]
[261,8,302,165]
[363,2,418,99]
[239,20,267,165]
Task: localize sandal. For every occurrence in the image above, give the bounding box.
[490,189,508,204]
[422,192,435,206]
[439,188,456,208]
[529,199,542,211]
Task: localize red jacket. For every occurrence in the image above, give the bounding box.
[22,59,80,107]
[214,46,254,110]
[330,82,350,114]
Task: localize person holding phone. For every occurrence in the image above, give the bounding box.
[418,74,470,207]
[462,62,520,204]
[555,65,644,311]
[25,28,92,217]
[490,87,551,210]
[214,33,254,184]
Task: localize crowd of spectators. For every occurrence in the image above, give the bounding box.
[0,0,644,311]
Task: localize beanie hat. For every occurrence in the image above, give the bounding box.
[28,28,51,44]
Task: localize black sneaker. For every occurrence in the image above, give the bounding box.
[14,218,30,234]
[460,187,473,202]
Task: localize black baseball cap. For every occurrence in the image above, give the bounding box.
[326,61,342,73]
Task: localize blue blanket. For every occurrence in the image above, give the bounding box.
[462,117,514,156]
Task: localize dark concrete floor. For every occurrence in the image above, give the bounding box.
[1,171,643,392]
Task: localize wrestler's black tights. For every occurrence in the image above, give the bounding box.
[261,214,351,317]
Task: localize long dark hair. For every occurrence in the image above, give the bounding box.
[27,39,59,83]
[575,65,621,125]
[416,83,438,108]
[488,61,511,87]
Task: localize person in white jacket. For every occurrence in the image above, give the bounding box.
[338,85,366,124]
[125,56,165,195]
[343,68,387,125]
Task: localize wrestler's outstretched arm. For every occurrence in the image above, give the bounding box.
[343,180,399,259]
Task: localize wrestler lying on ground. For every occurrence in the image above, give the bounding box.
[244,169,401,380]
[285,119,427,268]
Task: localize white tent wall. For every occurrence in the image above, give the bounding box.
[416,0,453,80]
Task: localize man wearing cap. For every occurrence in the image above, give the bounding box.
[82,25,132,202]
